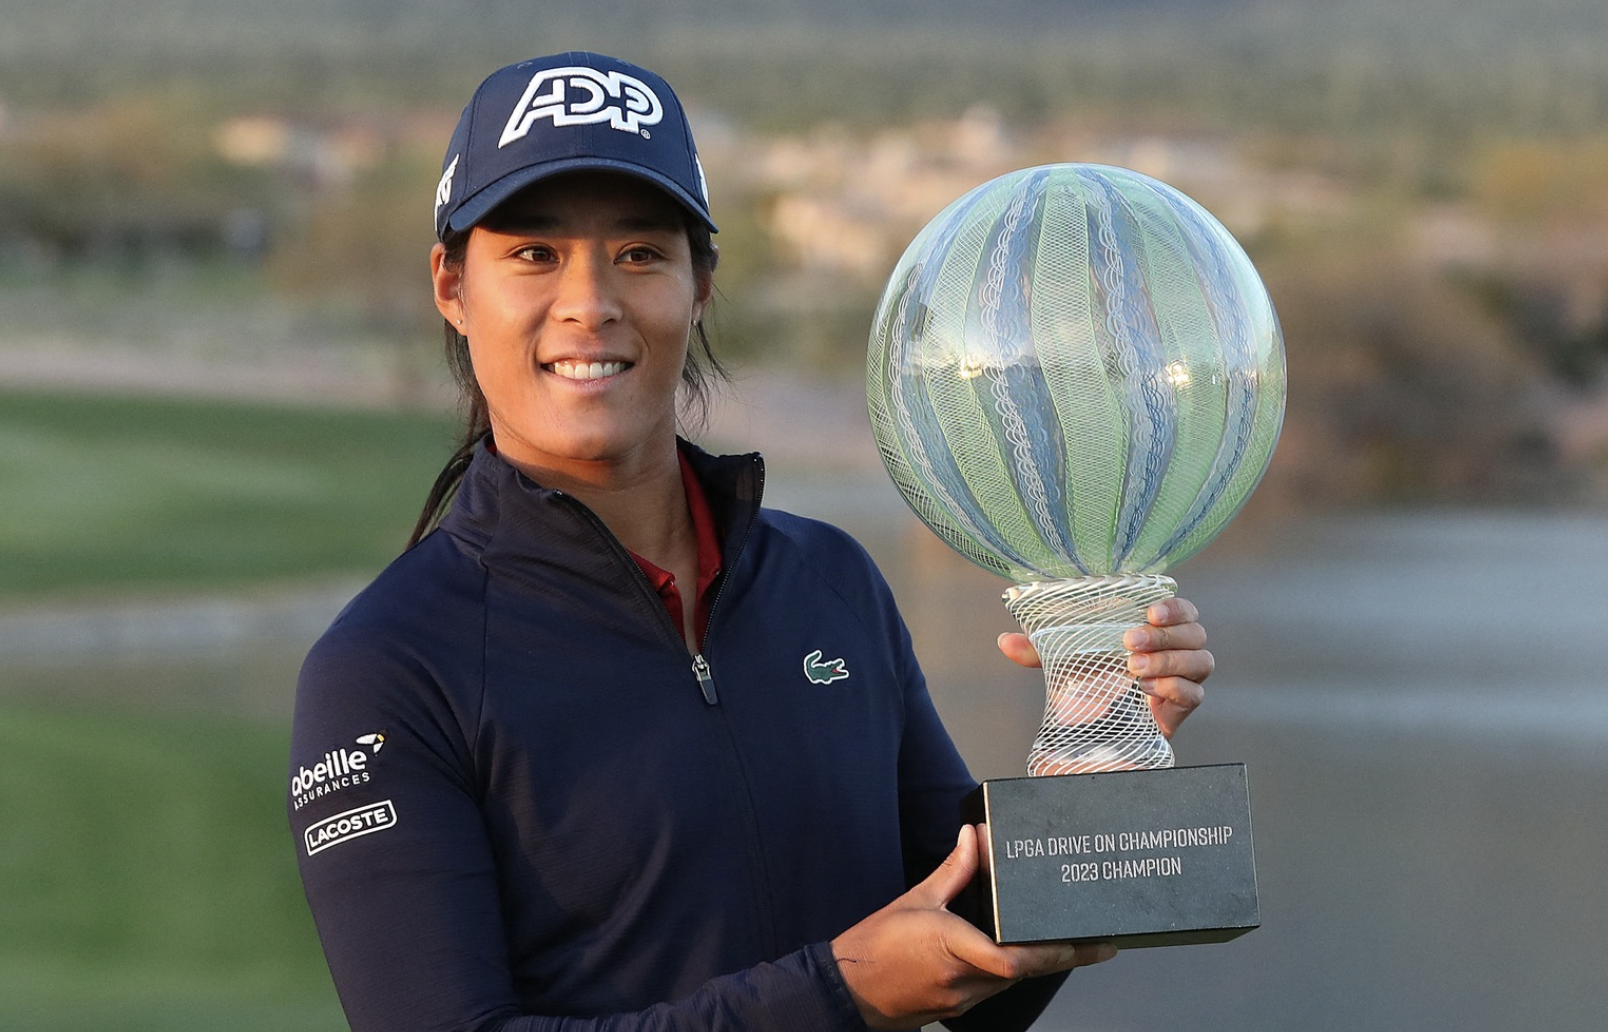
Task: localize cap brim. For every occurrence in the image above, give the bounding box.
[446,158,718,236]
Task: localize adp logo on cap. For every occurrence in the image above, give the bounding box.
[433,51,717,241]
[500,66,665,146]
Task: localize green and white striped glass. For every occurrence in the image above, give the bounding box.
[868,164,1285,775]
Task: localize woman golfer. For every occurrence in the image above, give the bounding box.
[288,51,1213,1032]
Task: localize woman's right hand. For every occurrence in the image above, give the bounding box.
[830,825,1117,1030]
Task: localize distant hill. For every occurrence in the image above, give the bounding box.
[6,0,1601,53]
[6,0,1605,102]
[5,0,1250,54]
[3,0,1604,137]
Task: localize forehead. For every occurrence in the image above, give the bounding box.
[480,171,687,234]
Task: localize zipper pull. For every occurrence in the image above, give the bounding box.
[692,654,718,705]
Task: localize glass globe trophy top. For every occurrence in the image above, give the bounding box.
[868,163,1285,777]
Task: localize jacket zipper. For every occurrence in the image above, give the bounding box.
[549,460,777,951]
[685,455,763,708]
[554,456,764,708]
[691,654,717,705]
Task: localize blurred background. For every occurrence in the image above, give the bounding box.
[2,1,1606,1029]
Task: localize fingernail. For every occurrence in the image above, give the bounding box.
[1128,654,1151,675]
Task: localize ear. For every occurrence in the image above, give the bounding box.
[430,242,465,327]
[691,243,718,323]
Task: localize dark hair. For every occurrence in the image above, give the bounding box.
[406,214,725,547]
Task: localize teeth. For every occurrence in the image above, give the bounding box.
[550,360,626,381]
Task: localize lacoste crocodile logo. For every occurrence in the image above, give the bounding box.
[803,649,850,685]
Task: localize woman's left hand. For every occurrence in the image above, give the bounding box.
[996,596,1213,739]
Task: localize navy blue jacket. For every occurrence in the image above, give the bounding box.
[289,442,1066,1031]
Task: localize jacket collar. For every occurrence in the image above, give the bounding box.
[439,437,765,578]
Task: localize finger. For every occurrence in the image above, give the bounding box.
[938,914,1034,983]
[1139,673,1206,711]
[1123,620,1207,654]
[1142,676,1205,738]
[996,632,1042,669]
[1067,942,1120,969]
[986,940,1119,981]
[1148,596,1200,626]
[907,825,981,910]
[1129,646,1214,684]
[1029,941,1119,973]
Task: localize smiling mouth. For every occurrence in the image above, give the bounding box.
[547,360,629,382]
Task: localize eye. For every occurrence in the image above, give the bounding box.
[514,244,557,263]
[618,244,664,265]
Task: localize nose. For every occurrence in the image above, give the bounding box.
[549,249,622,329]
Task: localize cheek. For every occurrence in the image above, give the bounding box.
[464,334,530,407]
[648,280,703,357]
[651,321,693,381]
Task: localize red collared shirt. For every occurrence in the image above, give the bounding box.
[629,450,722,647]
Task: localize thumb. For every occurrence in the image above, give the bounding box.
[997,632,1043,670]
[906,825,980,910]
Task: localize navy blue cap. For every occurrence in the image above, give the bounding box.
[433,52,716,241]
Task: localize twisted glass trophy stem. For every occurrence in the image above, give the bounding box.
[1004,574,1179,777]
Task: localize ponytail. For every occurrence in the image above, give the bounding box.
[407,229,485,548]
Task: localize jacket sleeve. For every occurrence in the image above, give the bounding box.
[490,944,864,1032]
[289,625,871,1032]
[886,609,1072,1032]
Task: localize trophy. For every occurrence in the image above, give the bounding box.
[867,164,1284,947]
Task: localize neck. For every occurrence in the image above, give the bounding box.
[499,440,693,568]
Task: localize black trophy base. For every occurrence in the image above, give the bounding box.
[958,763,1259,948]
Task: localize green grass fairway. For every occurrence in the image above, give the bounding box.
[0,388,459,1026]
[0,387,457,601]
[0,702,347,1031]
